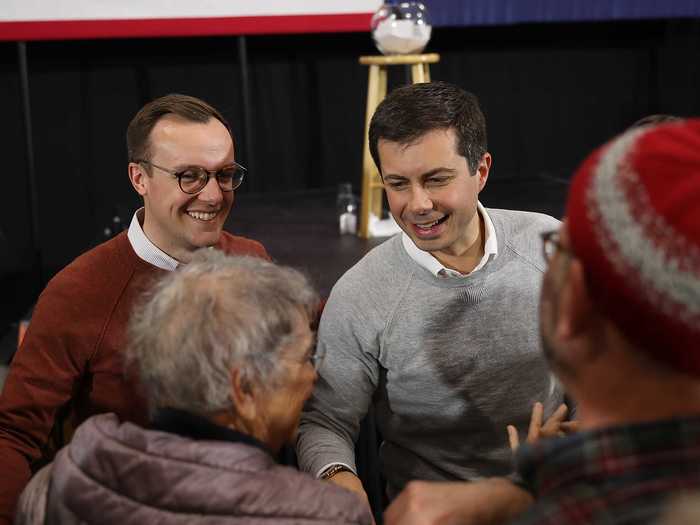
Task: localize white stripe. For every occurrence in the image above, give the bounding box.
[588,127,700,327]
[1,1,380,22]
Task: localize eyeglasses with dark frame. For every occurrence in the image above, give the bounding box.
[541,230,569,262]
[137,159,246,195]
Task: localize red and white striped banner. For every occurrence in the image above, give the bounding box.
[0,1,381,41]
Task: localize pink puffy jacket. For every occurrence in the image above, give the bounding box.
[17,414,371,525]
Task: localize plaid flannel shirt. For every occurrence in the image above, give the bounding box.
[512,417,700,524]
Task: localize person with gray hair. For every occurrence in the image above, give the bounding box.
[15,251,372,525]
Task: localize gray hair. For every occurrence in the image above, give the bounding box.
[125,250,319,416]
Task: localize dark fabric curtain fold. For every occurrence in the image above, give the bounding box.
[1,18,699,332]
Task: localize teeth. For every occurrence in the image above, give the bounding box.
[188,211,217,221]
[416,219,440,229]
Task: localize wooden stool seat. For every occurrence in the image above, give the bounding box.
[358,53,440,238]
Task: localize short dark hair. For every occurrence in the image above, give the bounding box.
[369,81,487,175]
[126,94,232,163]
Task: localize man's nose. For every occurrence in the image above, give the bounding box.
[408,186,433,214]
[197,176,224,203]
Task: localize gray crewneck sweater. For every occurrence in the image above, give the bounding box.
[297,208,564,495]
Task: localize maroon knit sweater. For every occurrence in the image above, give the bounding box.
[0,231,269,524]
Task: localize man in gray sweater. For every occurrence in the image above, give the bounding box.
[297,82,567,507]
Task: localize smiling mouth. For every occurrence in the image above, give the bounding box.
[187,210,219,221]
[414,215,449,231]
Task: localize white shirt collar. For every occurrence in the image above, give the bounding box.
[127,208,180,271]
[401,202,498,278]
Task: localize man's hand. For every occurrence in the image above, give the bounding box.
[384,477,533,525]
[507,402,579,451]
[327,471,368,499]
[326,471,375,524]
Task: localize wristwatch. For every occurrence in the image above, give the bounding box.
[320,464,353,480]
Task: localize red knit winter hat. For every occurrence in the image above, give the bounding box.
[566,119,700,374]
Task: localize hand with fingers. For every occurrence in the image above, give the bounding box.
[383,478,534,525]
[507,402,579,451]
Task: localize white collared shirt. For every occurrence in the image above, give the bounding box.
[401,202,498,278]
[127,208,180,271]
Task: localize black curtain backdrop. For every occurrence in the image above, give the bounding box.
[1,18,699,331]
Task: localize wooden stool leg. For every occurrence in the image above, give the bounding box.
[370,67,387,221]
[410,63,430,83]
[360,64,388,238]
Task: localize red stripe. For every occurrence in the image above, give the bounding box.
[0,13,373,41]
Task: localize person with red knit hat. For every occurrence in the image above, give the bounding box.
[509,117,700,524]
[384,119,700,525]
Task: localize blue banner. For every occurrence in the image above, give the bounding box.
[423,0,700,27]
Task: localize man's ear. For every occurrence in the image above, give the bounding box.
[230,368,257,422]
[555,258,594,341]
[128,162,149,197]
[476,152,491,193]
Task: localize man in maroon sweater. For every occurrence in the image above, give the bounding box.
[0,94,269,523]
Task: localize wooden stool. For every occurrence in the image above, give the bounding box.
[358,53,440,238]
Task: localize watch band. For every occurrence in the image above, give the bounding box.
[319,464,352,480]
